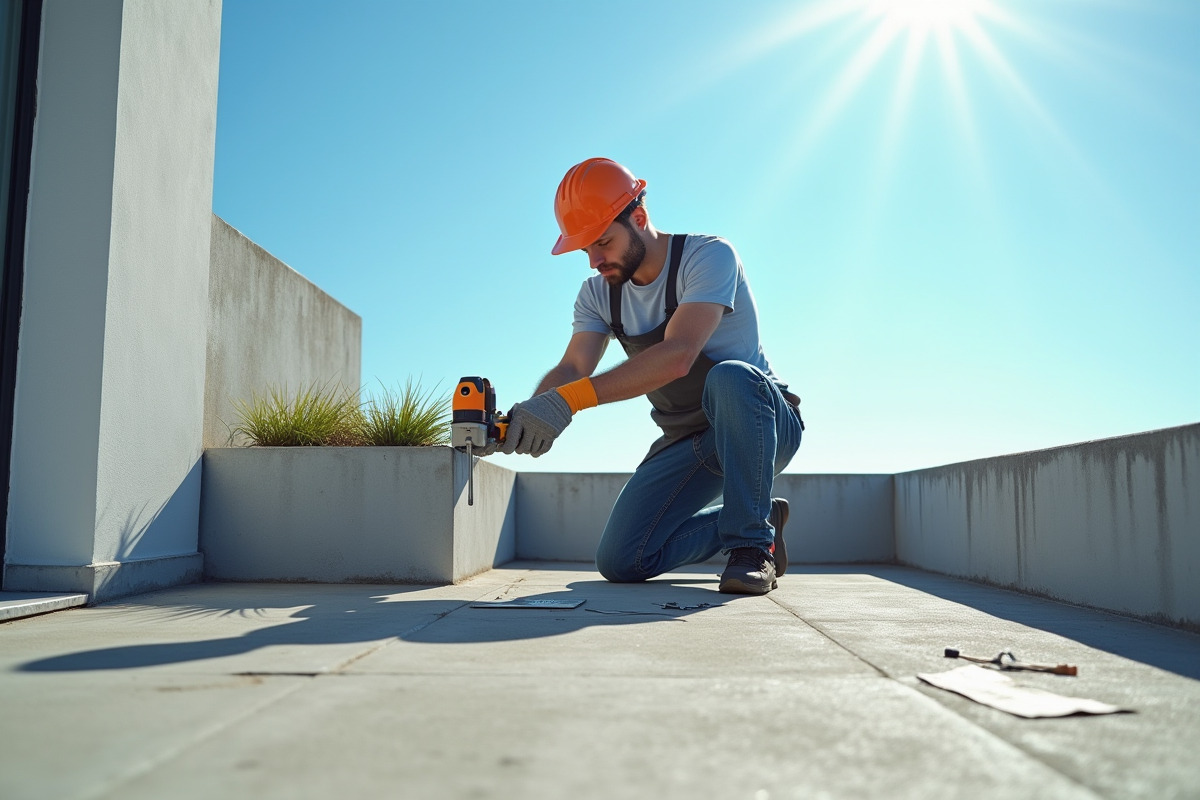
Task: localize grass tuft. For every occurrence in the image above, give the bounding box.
[230,381,365,447]
[359,378,451,447]
[229,378,450,447]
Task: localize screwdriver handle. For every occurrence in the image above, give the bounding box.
[944,648,1077,675]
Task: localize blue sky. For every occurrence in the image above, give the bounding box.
[213,0,1199,474]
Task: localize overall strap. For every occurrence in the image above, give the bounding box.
[608,233,688,337]
[663,233,687,318]
[608,280,625,339]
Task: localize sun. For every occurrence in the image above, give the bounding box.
[866,0,987,34]
[721,0,1088,220]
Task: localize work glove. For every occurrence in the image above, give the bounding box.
[500,390,573,457]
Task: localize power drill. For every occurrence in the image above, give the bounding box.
[452,376,509,505]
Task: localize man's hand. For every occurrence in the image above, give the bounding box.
[500,390,573,457]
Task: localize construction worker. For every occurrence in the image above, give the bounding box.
[501,157,804,594]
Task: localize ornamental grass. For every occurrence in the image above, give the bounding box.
[229,378,450,447]
[229,381,364,447]
[359,378,451,447]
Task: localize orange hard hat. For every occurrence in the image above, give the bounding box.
[551,158,648,255]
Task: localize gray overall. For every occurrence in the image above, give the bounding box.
[608,233,802,464]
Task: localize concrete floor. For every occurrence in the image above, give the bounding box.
[1,563,1198,800]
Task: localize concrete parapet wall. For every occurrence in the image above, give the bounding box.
[894,423,1199,627]
[515,473,632,561]
[204,216,362,448]
[777,474,895,562]
[514,472,895,563]
[194,426,1196,628]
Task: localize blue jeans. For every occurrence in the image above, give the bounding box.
[596,361,804,582]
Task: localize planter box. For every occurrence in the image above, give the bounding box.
[199,446,516,583]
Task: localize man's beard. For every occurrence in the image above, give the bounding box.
[601,227,647,286]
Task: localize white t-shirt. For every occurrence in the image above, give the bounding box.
[571,234,784,386]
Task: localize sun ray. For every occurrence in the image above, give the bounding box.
[756,0,1000,205]
[972,1,1198,143]
[933,18,986,186]
[662,0,862,107]
[932,22,1008,249]
[767,20,902,185]
[726,0,866,66]
[957,16,1115,204]
[860,16,927,233]
[878,19,927,169]
[726,0,1146,257]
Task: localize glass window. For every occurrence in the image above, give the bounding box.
[0,1,24,265]
[0,0,34,573]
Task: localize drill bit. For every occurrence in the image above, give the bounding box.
[467,439,474,506]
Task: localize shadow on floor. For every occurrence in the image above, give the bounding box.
[20,563,1196,680]
[14,572,740,673]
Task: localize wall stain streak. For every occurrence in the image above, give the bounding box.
[895,423,1199,628]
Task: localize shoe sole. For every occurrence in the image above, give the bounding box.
[772,499,789,578]
[718,577,778,595]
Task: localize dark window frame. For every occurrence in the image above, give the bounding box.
[1,0,44,576]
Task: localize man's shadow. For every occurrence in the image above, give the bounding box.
[16,569,738,673]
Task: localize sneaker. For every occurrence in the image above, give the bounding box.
[719,547,777,595]
[770,498,789,578]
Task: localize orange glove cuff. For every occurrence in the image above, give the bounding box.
[555,377,599,415]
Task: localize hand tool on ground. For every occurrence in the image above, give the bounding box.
[451,376,508,506]
[944,648,1078,676]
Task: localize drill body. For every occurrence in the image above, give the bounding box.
[452,376,508,454]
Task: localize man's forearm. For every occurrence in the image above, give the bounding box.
[537,339,694,405]
[532,304,721,408]
[534,363,588,397]
[589,339,693,405]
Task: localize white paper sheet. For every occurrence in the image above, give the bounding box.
[917,665,1130,718]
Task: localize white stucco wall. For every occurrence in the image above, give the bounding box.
[204,216,362,449]
[7,0,121,567]
[6,0,221,598]
[96,0,221,563]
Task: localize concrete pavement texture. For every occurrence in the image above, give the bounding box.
[1,563,1198,800]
